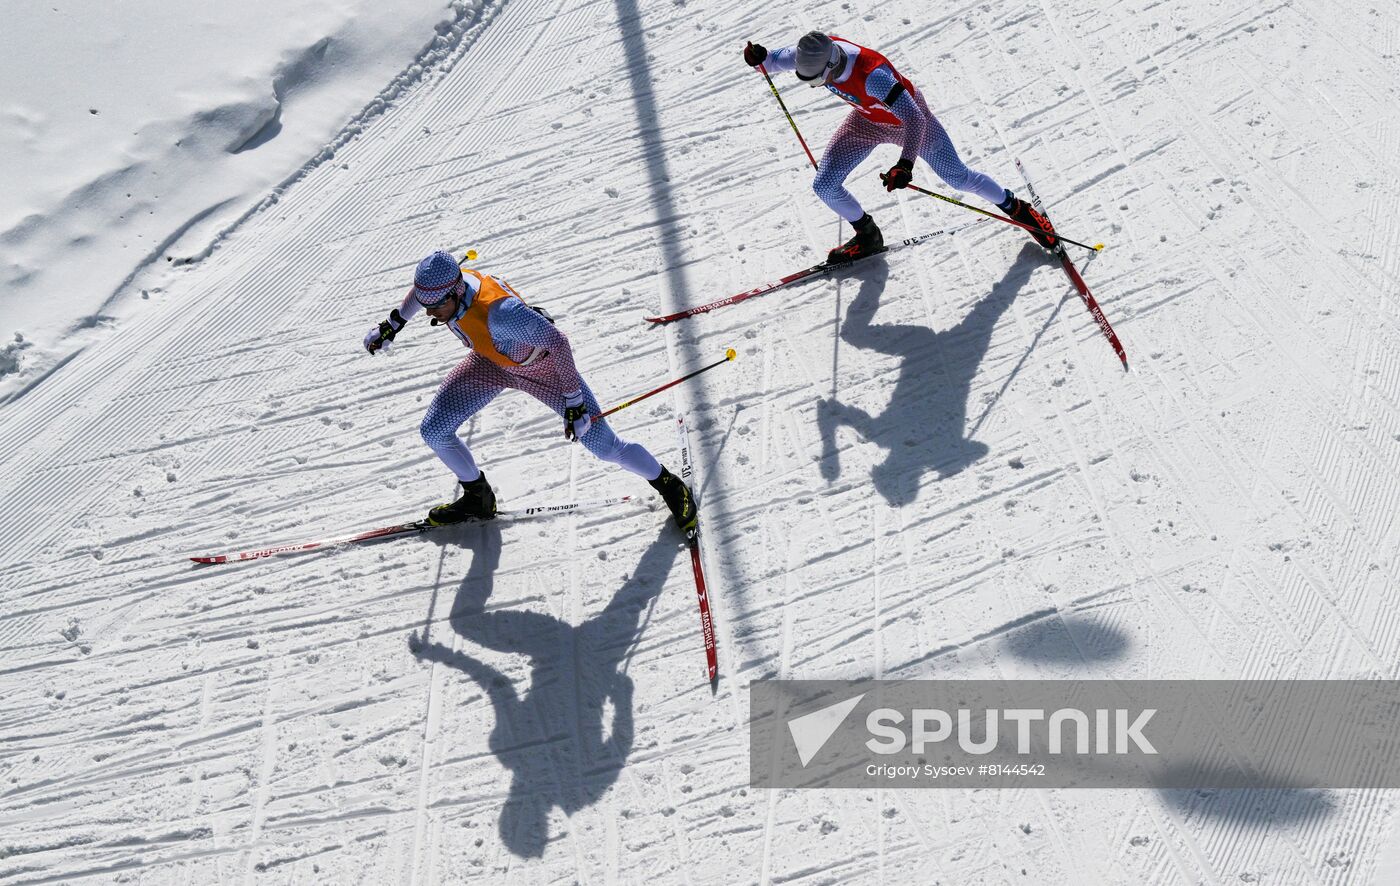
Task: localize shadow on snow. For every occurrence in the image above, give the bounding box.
[817,243,1042,505]
[412,522,681,858]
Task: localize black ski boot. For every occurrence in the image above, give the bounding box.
[650,467,697,534]
[827,213,884,265]
[427,473,498,525]
[1001,192,1059,252]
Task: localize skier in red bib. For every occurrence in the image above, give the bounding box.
[364,251,697,531]
[744,32,1058,262]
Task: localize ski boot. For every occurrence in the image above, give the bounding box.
[650,467,698,534]
[827,213,884,265]
[1001,192,1059,252]
[427,473,498,525]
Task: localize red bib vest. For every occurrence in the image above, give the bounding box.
[825,36,916,127]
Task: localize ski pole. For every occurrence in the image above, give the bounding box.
[594,349,737,421]
[749,47,818,170]
[880,174,1105,254]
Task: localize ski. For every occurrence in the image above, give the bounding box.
[676,415,719,688]
[644,223,974,324]
[1015,158,1128,370]
[189,495,636,564]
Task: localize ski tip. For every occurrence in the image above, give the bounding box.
[709,670,719,693]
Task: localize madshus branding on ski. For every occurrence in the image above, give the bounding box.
[752,681,1400,789]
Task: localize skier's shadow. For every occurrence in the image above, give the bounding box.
[818,244,1041,505]
[412,522,680,858]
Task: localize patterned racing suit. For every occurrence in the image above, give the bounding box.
[397,269,662,483]
[764,36,1008,221]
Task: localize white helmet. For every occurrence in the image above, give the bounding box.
[795,32,842,85]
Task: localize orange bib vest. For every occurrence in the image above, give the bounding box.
[451,269,529,368]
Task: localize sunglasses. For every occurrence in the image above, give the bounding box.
[797,48,843,85]
[417,275,464,309]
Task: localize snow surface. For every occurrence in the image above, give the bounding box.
[3,0,1400,882]
[0,0,490,402]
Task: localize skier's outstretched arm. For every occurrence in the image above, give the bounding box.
[743,42,797,72]
[364,288,423,354]
[396,288,425,323]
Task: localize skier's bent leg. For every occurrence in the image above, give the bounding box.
[573,387,663,479]
[554,384,694,529]
[520,377,662,478]
[813,120,880,222]
[583,424,664,480]
[583,415,699,531]
[420,358,504,481]
[918,111,1007,206]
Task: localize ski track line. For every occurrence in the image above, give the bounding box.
[407,548,450,886]
[755,304,798,886]
[239,665,280,883]
[397,2,586,876]
[1099,0,1400,387]
[1020,2,1146,250]
[1013,10,1276,607]
[985,648,1105,883]
[650,760,695,886]
[564,443,588,878]
[1190,259,1400,662]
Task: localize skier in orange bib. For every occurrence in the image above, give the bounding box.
[364,251,696,530]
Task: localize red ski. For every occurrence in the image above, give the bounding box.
[1015,158,1128,370]
[1056,250,1127,369]
[644,223,972,324]
[190,496,635,564]
[676,415,718,688]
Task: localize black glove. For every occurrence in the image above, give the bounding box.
[883,158,914,192]
[364,309,406,354]
[744,42,767,68]
[563,399,592,442]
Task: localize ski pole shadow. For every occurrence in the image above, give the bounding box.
[817,244,1041,506]
[411,521,681,858]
